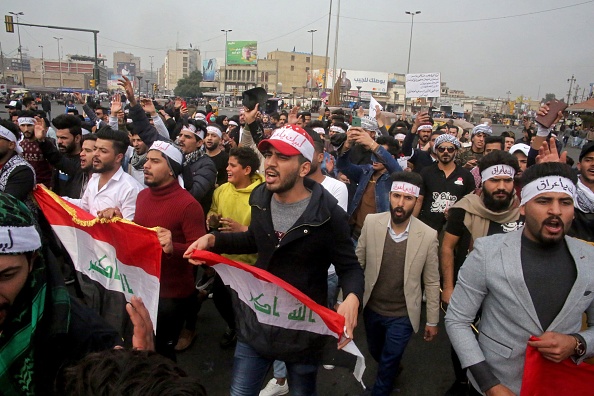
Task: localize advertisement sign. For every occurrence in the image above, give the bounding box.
[116,62,136,78]
[226,41,258,65]
[316,69,388,93]
[202,58,219,82]
[405,73,441,98]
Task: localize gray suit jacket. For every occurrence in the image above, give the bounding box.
[357,213,440,333]
[445,229,594,395]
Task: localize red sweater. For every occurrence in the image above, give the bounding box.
[134,181,205,299]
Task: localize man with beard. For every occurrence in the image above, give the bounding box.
[415,134,475,232]
[440,151,523,396]
[68,126,144,220]
[0,119,35,203]
[204,124,229,187]
[446,162,594,395]
[18,110,54,187]
[356,171,440,396]
[457,124,491,170]
[36,114,87,198]
[128,131,149,185]
[402,113,439,173]
[569,141,594,241]
[184,125,364,396]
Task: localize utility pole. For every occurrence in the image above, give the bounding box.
[404,10,421,112]
[149,55,154,85]
[307,29,317,99]
[331,0,341,93]
[38,45,44,87]
[54,37,63,90]
[9,12,25,87]
[567,74,576,104]
[573,84,580,105]
[221,29,232,108]
[323,0,332,93]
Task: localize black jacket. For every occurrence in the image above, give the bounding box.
[213,178,364,306]
[38,139,87,198]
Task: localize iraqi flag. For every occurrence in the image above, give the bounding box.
[520,336,594,395]
[33,186,162,329]
[190,250,366,383]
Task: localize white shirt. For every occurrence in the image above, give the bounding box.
[386,218,411,243]
[67,166,145,220]
[320,176,348,212]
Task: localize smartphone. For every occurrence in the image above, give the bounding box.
[352,116,361,127]
[181,100,187,110]
[535,100,567,128]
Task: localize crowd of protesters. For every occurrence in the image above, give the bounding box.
[0,78,594,396]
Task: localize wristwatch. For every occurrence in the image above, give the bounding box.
[573,335,586,357]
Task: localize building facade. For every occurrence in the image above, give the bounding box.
[163,49,201,93]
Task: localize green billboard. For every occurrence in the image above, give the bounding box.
[226,41,258,65]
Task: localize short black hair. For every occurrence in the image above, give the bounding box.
[501,131,516,139]
[52,114,83,137]
[95,126,130,156]
[0,119,20,140]
[22,97,35,107]
[81,134,97,144]
[521,162,577,188]
[390,171,423,189]
[269,112,280,122]
[430,130,443,138]
[331,115,345,123]
[95,106,108,114]
[300,111,311,117]
[229,147,260,176]
[478,150,520,174]
[485,136,504,149]
[376,135,400,157]
[56,349,206,396]
[332,122,348,133]
[308,120,326,130]
[18,110,37,119]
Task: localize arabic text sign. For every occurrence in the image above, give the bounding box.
[406,72,441,98]
[227,41,258,65]
[319,69,389,93]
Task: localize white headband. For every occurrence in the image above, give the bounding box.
[0,225,41,254]
[182,124,204,140]
[481,165,516,183]
[417,124,433,131]
[329,126,345,134]
[149,141,183,165]
[390,181,420,198]
[206,126,223,138]
[193,113,206,121]
[0,125,22,154]
[17,117,35,126]
[313,127,326,135]
[520,176,575,206]
[228,120,238,126]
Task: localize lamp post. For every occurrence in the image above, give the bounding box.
[404,10,421,112]
[292,87,297,107]
[9,12,25,87]
[506,90,511,115]
[221,29,232,108]
[146,80,150,97]
[53,37,63,90]
[307,29,317,100]
[38,45,45,87]
[136,76,143,96]
[356,85,362,105]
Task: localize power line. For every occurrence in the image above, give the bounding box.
[259,14,327,44]
[339,0,594,24]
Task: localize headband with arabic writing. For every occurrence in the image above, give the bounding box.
[520,176,575,206]
[481,165,516,183]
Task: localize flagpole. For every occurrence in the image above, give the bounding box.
[323,0,332,92]
[331,0,340,98]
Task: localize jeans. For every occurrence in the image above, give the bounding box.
[327,271,339,309]
[156,297,190,362]
[231,341,318,396]
[273,360,287,378]
[364,308,414,396]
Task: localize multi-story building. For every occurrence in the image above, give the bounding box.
[113,51,141,72]
[163,48,201,93]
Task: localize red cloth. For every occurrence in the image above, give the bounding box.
[521,336,594,395]
[20,139,53,186]
[134,181,205,298]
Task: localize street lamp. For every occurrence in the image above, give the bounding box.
[307,29,317,99]
[146,80,150,97]
[404,10,421,112]
[10,12,25,87]
[292,87,297,107]
[53,37,63,90]
[39,45,45,87]
[136,76,143,96]
[356,85,362,105]
[221,29,232,107]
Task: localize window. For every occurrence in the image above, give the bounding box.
[291,66,294,71]
[305,57,310,62]
[305,67,310,72]
[291,55,295,61]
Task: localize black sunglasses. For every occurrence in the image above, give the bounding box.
[437,146,456,153]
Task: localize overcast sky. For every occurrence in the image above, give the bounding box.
[2,0,593,100]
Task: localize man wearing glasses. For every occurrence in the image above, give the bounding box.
[414,134,475,232]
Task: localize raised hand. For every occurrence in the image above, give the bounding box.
[111,93,122,115]
[34,118,47,141]
[117,76,136,106]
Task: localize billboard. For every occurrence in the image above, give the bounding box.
[202,58,219,82]
[405,73,441,98]
[315,69,388,93]
[226,41,257,65]
[116,62,136,78]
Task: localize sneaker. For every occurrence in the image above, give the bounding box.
[175,328,196,351]
[259,378,289,396]
[323,365,335,370]
[220,328,237,348]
